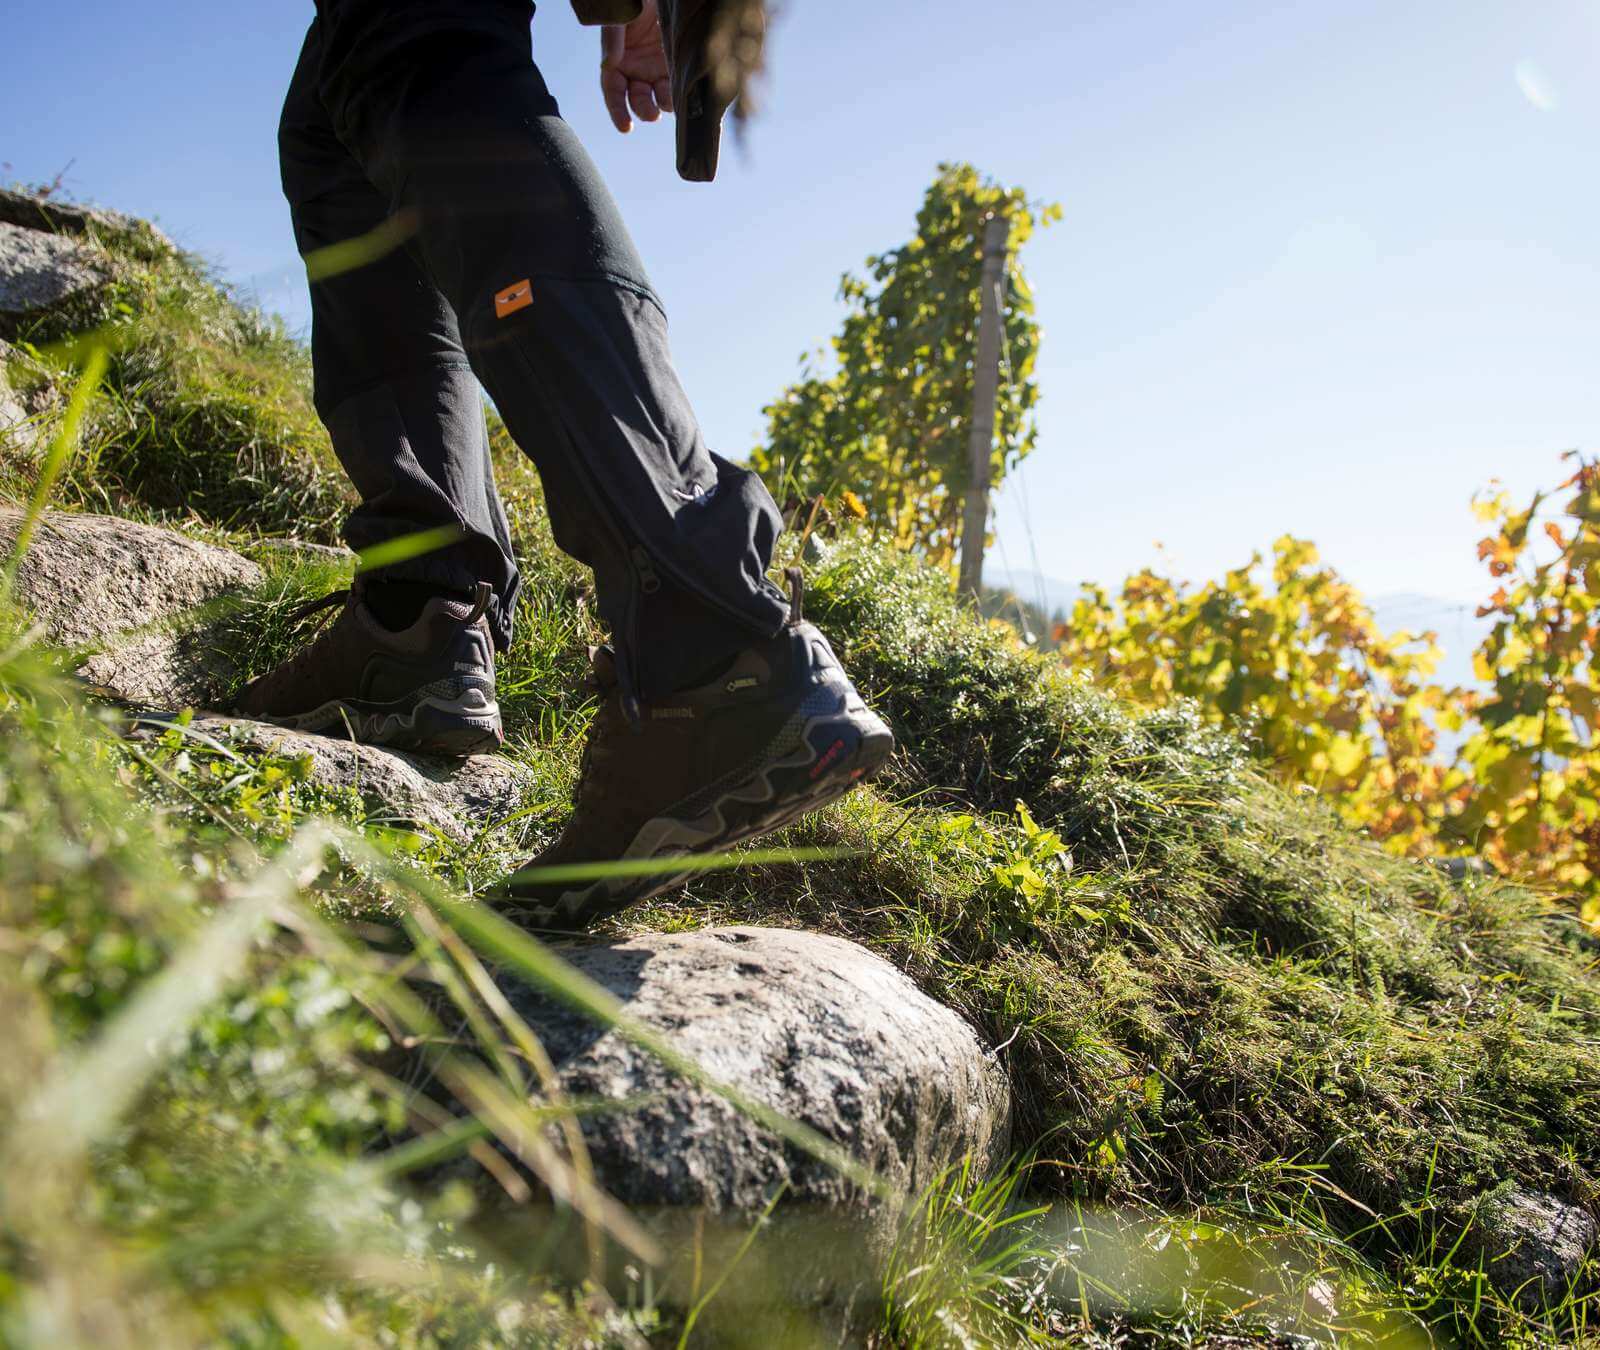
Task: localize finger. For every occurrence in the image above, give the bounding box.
[628,79,661,123]
[654,77,674,114]
[602,72,632,132]
[600,29,631,132]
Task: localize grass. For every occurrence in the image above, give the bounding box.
[646,536,1600,1343]
[2,209,350,539]
[2,191,1598,1346]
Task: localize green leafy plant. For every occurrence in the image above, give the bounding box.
[1051,534,1466,857]
[912,801,1090,936]
[1448,451,1600,916]
[753,163,1059,564]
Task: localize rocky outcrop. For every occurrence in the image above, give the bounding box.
[0,508,262,648]
[0,221,108,324]
[1463,1190,1597,1309]
[0,186,160,242]
[153,714,530,844]
[469,925,1009,1293]
[3,508,529,838]
[0,188,169,343]
[1,507,263,706]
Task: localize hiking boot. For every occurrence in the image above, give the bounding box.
[503,571,893,930]
[234,580,503,756]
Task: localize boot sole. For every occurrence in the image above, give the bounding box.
[254,687,504,758]
[511,678,893,930]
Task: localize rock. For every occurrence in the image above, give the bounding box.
[0,220,109,322]
[0,187,166,342]
[76,627,243,710]
[1434,856,1491,885]
[0,188,174,256]
[1,508,262,646]
[1463,1190,1596,1308]
[165,714,531,844]
[0,507,263,705]
[247,538,354,565]
[0,342,30,452]
[2,508,525,840]
[477,926,1009,1288]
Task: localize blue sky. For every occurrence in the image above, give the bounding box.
[5,0,1596,615]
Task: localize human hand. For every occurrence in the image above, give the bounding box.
[600,0,674,133]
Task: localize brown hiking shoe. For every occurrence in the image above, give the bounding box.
[502,572,893,930]
[234,581,503,756]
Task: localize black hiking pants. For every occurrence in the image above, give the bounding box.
[278,0,788,700]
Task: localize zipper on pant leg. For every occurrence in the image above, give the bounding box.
[631,547,661,594]
[612,551,662,727]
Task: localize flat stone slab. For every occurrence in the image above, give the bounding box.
[499,926,1009,1213]
[164,714,530,843]
[1,507,263,706]
[0,187,159,241]
[1,507,263,646]
[0,220,107,317]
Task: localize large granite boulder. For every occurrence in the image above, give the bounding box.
[465,926,1011,1301]
[0,507,263,706]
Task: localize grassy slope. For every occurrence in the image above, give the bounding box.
[2,204,1597,1347]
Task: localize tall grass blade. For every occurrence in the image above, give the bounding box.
[302,210,419,282]
[505,844,856,886]
[354,523,469,574]
[676,1182,789,1349]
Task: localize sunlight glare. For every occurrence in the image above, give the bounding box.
[1514,59,1558,112]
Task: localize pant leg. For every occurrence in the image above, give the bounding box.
[306,3,788,702]
[279,20,520,650]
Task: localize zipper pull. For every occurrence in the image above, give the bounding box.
[632,546,661,595]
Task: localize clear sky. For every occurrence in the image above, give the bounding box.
[4,1,1596,612]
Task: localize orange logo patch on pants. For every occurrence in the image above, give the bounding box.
[494,278,533,318]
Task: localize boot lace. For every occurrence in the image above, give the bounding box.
[244,588,353,694]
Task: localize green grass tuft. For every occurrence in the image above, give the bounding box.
[3,220,350,538]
